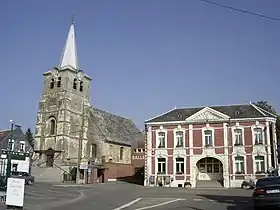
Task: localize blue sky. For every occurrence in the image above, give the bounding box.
[1,0,280,131]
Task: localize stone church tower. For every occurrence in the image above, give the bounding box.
[33,22,143,183]
[34,22,91,170]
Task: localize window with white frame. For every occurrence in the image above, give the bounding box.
[234,129,243,146]
[20,141,25,151]
[175,131,184,148]
[158,132,166,148]
[254,128,263,145]
[9,139,15,151]
[175,157,184,174]
[234,156,245,174]
[204,130,213,147]
[255,156,265,173]
[157,158,166,174]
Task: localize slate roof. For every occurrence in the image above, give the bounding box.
[146,104,276,123]
[88,108,143,146]
[0,130,10,143]
[131,130,145,149]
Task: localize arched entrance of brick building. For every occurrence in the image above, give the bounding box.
[196,157,223,187]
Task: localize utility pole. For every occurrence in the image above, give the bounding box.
[76,102,85,184]
[6,120,14,182]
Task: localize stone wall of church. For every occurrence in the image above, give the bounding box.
[103,142,131,164]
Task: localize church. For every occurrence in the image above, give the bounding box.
[32,22,143,184]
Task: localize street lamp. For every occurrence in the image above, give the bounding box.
[6,120,14,182]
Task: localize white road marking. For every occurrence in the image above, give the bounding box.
[25,191,44,197]
[113,198,142,210]
[133,198,184,210]
[144,197,185,200]
[225,200,234,202]
[193,198,203,201]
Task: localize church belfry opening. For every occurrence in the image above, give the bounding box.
[73,79,77,89]
[57,77,61,87]
[50,78,54,89]
[79,81,83,92]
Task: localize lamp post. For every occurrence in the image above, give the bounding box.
[6,120,14,182]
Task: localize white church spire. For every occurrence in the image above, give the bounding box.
[59,20,78,71]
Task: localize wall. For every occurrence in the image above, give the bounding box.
[132,148,145,168]
[103,143,131,164]
[0,157,30,175]
[104,162,135,181]
[145,118,276,188]
[12,157,30,173]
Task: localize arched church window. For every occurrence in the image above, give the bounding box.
[120,147,124,160]
[79,81,83,92]
[73,79,77,90]
[50,78,55,89]
[50,119,56,135]
[57,77,61,87]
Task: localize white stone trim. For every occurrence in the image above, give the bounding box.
[185,107,230,121]
[265,121,272,167]
[156,128,167,148]
[231,125,245,146]
[145,117,276,125]
[202,127,215,147]
[253,154,267,174]
[272,123,278,167]
[108,179,117,181]
[144,126,152,186]
[232,154,247,174]
[251,124,265,145]
[173,125,186,148]
[251,102,278,118]
[223,123,229,154]
[189,124,193,155]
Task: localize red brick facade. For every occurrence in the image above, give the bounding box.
[146,117,277,188]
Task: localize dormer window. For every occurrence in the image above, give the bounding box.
[73,79,77,90]
[79,81,83,92]
[20,141,25,152]
[50,78,54,89]
[57,77,61,87]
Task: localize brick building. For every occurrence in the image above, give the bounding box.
[131,130,145,170]
[144,103,278,188]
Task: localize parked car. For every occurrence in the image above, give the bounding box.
[252,176,280,209]
[11,171,35,185]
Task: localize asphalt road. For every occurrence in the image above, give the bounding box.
[52,183,254,210]
[0,182,255,210]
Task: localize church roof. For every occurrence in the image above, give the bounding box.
[59,22,78,71]
[88,108,143,146]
